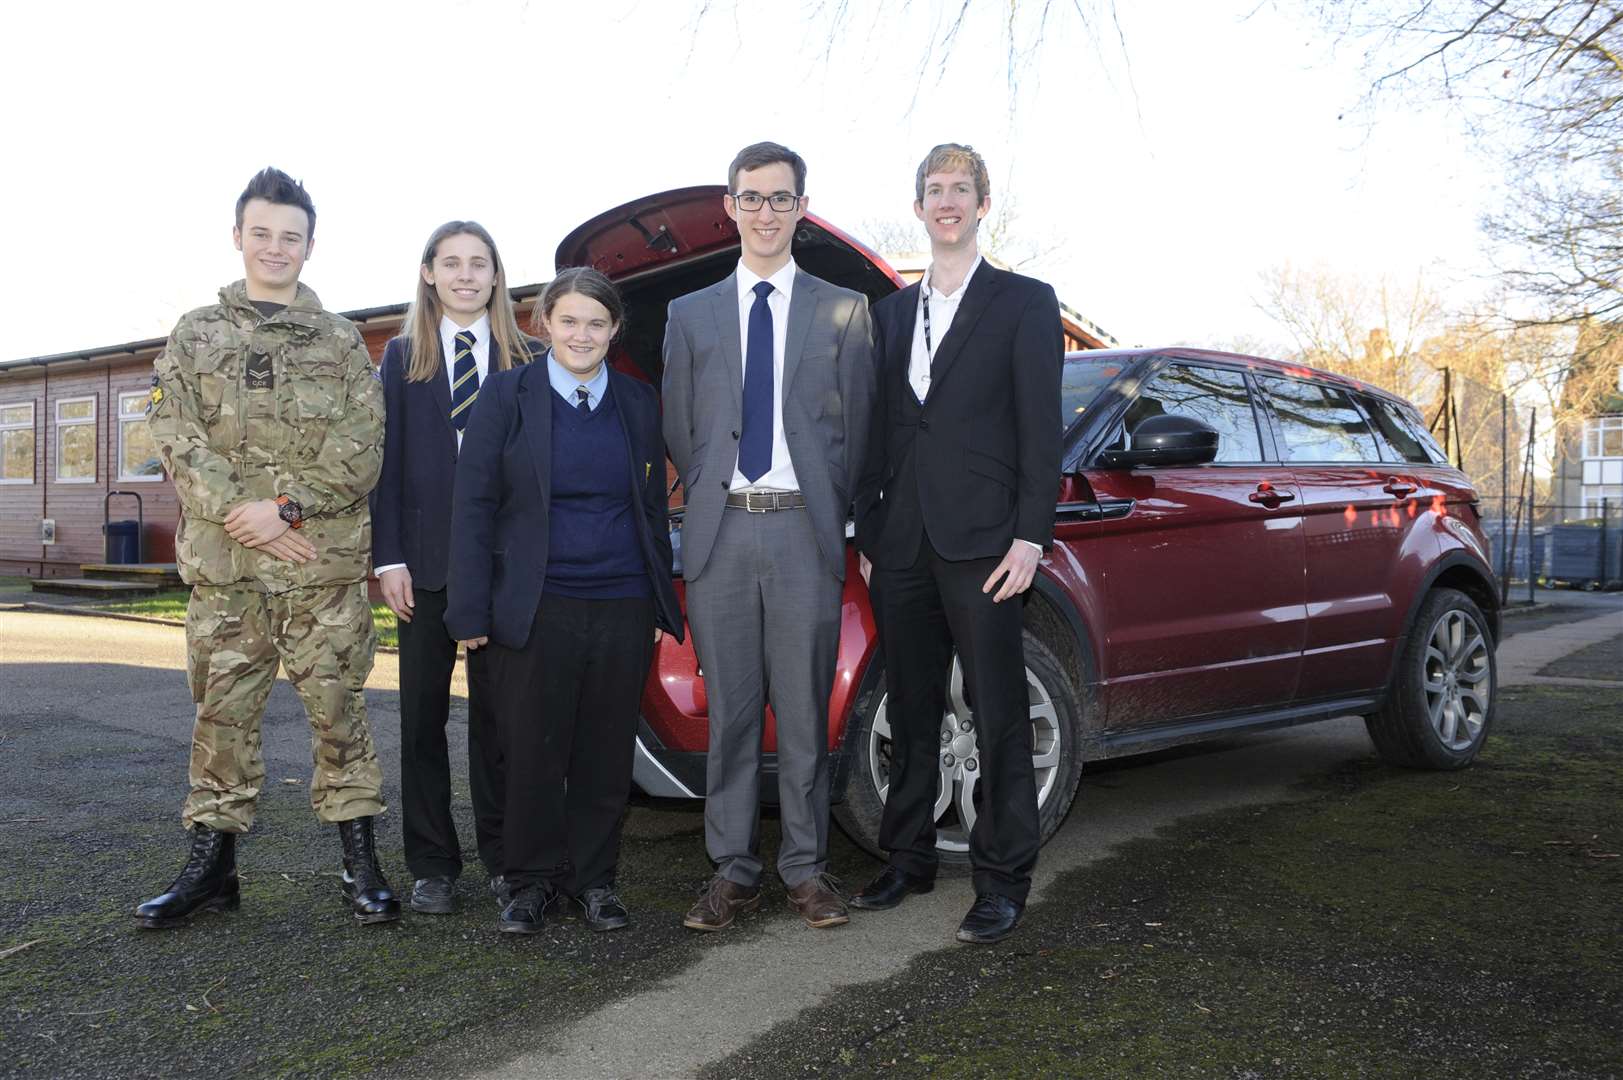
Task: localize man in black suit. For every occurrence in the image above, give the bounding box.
[851,143,1063,944]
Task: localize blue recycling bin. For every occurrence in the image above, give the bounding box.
[103,519,140,564]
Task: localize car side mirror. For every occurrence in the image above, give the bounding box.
[1097,414,1220,469]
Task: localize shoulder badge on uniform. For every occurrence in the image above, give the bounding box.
[147,373,164,413]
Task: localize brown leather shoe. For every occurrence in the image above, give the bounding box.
[786,873,850,928]
[683,875,761,931]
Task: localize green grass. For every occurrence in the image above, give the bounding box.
[708,683,1623,1080]
[89,589,400,649]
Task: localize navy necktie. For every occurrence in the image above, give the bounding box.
[739,280,775,482]
[575,385,591,416]
[449,330,478,431]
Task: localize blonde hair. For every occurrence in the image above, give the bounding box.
[914,143,991,204]
[403,221,532,382]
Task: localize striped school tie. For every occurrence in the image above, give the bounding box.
[449,330,478,430]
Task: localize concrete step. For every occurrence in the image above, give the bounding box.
[79,563,184,587]
[31,577,164,600]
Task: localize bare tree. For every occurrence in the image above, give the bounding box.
[687,1,1131,120]
[1311,2,1623,337]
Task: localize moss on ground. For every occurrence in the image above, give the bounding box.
[706,683,1623,1080]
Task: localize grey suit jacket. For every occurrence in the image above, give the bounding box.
[662,267,877,583]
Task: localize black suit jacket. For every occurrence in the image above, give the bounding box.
[854,264,1063,567]
[444,362,683,650]
[371,333,541,590]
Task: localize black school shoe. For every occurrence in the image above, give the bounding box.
[409,875,456,915]
[849,864,936,911]
[498,885,555,935]
[575,886,630,932]
[955,893,1024,944]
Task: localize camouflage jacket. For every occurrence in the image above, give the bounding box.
[147,280,383,592]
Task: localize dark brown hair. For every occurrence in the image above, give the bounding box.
[533,267,625,341]
[234,167,316,238]
[727,141,807,195]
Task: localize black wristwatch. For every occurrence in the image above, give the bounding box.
[275,495,304,530]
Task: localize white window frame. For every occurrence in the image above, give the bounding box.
[1583,416,1623,461]
[116,390,163,482]
[0,400,35,485]
[55,395,97,484]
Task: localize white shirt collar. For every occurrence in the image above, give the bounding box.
[439,312,491,355]
[922,253,983,302]
[736,257,798,301]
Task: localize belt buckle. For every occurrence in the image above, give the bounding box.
[745,492,771,513]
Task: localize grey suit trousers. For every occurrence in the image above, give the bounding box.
[684,505,842,888]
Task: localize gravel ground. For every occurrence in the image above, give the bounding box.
[703,682,1623,1079]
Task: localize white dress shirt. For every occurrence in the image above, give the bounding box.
[908,253,982,402]
[730,257,801,493]
[442,313,492,453]
[374,313,494,578]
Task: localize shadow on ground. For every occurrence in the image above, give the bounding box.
[703,683,1623,1080]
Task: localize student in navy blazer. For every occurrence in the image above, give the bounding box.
[372,221,539,915]
[446,268,682,936]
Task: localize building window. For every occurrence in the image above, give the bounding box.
[55,396,97,483]
[1582,486,1622,517]
[117,391,163,481]
[1582,416,1623,460]
[0,402,34,484]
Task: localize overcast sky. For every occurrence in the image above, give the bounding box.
[2,0,1493,361]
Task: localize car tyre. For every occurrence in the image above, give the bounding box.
[834,629,1085,870]
[1366,587,1496,770]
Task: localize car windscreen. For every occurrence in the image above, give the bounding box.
[1062,355,1124,434]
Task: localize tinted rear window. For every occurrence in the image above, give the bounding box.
[1361,394,1448,464]
[1258,376,1380,463]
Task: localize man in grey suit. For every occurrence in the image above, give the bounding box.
[663,141,876,931]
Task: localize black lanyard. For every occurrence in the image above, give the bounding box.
[921,286,934,355]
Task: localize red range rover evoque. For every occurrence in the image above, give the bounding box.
[557,186,1501,864]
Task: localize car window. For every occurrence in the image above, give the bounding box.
[1359,393,1444,464]
[1120,364,1264,463]
[1062,356,1124,434]
[1258,376,1381,463]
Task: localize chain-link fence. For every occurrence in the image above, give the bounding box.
[1414,365,1622,603]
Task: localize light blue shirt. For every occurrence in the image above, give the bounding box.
[546,350,609,411]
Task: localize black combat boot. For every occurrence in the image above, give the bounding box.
[133,824,240,929]
[337,816,401,924]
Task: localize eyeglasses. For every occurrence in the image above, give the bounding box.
[730,192,802,212]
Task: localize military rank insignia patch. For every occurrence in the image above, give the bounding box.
[146,374,164,413]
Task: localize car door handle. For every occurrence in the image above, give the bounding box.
[1249,484,1296,505]
[1382,477,1416,498]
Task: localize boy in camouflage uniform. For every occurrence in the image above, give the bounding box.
[135,167,401,928]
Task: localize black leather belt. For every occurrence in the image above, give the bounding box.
[725,490,807,512]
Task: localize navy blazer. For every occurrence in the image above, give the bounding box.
[444,361,683,649]
[371,333,541,590]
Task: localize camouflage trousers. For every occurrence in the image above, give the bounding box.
[181,582,384,832]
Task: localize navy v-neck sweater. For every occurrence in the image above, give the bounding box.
[543,382,650,600]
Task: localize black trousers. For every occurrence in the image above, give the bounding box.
[486,592,654,894]
[871,542,1040,903]
[397,585,504,881]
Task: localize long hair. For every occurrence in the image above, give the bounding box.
[403,221,532,383]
